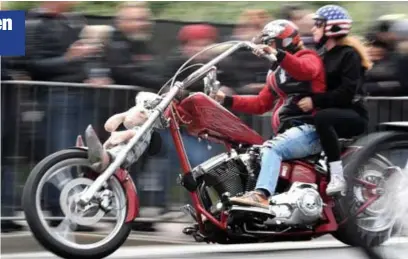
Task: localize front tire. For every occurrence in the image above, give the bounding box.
[22,148,132,259]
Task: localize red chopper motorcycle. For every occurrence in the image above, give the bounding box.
[22,41,399,259]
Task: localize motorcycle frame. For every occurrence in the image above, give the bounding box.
[166,112,383,235]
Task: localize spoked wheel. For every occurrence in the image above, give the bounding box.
[22,149,131,259]
[333,132,408,248]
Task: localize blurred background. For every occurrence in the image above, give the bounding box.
[1,2,408,255]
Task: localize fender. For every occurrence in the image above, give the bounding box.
[68,146,140,223]
[378,122,408,132]
[115,168,140,223]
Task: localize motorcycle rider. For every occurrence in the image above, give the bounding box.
[212,19,326,208]
[297,5,372,195]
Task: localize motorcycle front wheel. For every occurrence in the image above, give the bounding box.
[22,148,132,259]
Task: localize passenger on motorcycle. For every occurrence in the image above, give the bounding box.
[297,5,372,195]
[212,19,326,209]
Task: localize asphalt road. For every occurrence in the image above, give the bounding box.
[1,230,193,254]
[2,234,408,259]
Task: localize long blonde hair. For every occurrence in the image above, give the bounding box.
[336,36,373,70]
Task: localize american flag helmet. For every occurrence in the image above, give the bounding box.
[313,5,352,37]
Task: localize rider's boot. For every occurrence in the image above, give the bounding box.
[326,175,347,196]
[85,125,111,172]
[229,191,269,209]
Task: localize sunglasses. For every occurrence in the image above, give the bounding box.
[314,20,325,28]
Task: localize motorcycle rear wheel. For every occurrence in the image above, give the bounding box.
[333,131,408,247]
[22,148,132,259]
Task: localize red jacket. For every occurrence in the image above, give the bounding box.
[228,49,326,134]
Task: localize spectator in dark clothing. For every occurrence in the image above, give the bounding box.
[104,1,163,89]
[80,25,115,87]
[25,2,98,153]
[77,25,119,145]
[24,1,98,226]
[163,24,220,91]
[220,48,270,95]
[221,9,272,95]
[26,5,91,82]
[100,2,169,231]
[162,23,238,97]
[364,40,401,96]
[364,17,408,96]
[162,23,228,158]
[1,5,32,231]
[391,19,408,95]
[366,14,407,53]
[220,51,270,95]
[157,24,227,215]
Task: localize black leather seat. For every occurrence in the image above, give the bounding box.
[338,137,358,150]
[296,138,358,165]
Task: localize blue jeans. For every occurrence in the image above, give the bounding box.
[256,124,322,195]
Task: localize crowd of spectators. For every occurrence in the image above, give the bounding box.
[2,1,408,233]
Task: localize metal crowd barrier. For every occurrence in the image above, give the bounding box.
[1,80,408,224]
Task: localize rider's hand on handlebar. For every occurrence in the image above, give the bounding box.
[253,44,277,58]
[210,90,226,104]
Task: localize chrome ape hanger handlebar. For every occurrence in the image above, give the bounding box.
[78,41,277,205]
[181,41,276,90]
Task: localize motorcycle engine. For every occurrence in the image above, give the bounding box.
[266,182,323,226]
[192,149,259,213]
[191,148,323,227]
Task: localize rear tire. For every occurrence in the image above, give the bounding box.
[22,148,132,259]
[333,132,408,247]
